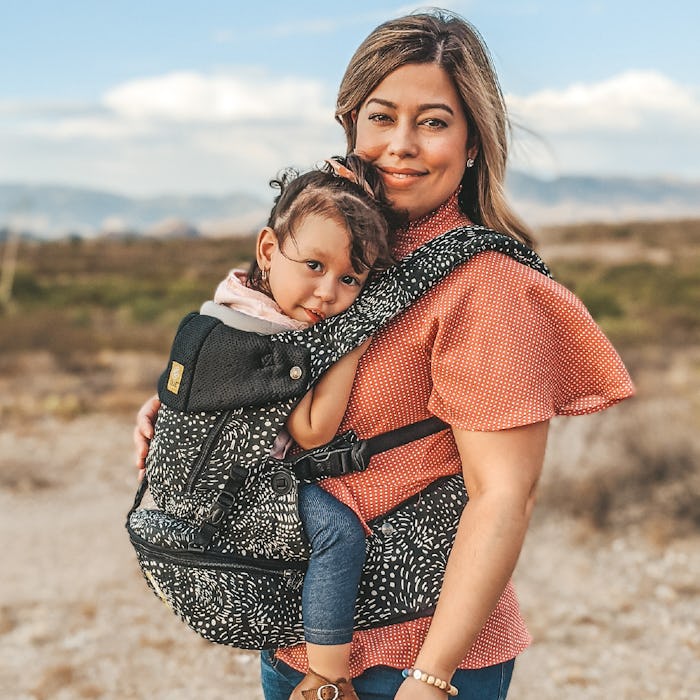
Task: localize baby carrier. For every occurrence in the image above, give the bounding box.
[126,225,550,650]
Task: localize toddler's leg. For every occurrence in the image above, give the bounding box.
[292,484,365,698]
[298,483,366,648]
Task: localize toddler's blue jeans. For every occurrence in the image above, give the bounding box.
[298,483,366,645]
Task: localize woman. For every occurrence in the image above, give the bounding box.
[134,9,634,699]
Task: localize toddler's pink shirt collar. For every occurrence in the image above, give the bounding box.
[213,269,308,331]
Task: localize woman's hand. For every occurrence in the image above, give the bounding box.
[394,677,448,700]
[133,393,160,478]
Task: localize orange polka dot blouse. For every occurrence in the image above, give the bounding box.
[276,192,635,675]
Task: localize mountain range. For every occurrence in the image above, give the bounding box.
[1,172,699,240]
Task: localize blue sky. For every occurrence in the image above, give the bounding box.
[1,0,699,197]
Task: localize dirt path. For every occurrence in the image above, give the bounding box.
[2,407,698,699]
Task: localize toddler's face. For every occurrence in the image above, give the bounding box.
[259,214,371,324]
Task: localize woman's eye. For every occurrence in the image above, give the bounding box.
[306,260,322,271]
[368,112,392,124]
[422,117,448,128]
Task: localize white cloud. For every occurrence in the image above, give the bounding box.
[12,69,339,178]
[2,67,699,197]
[0,69,346,197]
[507,70,700,133]
[103,70,333,124]
[506,71,700,179]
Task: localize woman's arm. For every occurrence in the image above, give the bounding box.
[286,341,370,450]
[396,420,549,698]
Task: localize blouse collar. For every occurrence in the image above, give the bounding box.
[393,191,471,259]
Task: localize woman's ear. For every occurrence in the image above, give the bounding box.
[256,227,278,270]
[466,134,479,163]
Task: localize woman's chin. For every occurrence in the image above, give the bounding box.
[385,194,417,221]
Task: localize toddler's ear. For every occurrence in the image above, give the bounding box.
[256,227,278,269]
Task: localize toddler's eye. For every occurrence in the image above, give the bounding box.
[341,275,361,287]
[306,260,322,271]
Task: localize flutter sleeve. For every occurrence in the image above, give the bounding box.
[428,251,635,431]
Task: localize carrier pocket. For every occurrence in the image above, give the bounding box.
[127,508,306,650]
[146,405,252,516]
[145,406,222,500]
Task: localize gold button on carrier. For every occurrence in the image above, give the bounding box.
[289,366,303,380]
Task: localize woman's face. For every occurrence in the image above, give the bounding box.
[354,63,474,221]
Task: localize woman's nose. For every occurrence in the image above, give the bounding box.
[387,122,418,157]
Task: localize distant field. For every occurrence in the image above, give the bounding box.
[1,218,699,358]
[538,218,700,348]
[1,236,255,357]
[1,221,698,543]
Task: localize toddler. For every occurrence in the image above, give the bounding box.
[202,155,394,700]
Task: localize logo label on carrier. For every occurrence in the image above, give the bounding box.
[166,361,185,394]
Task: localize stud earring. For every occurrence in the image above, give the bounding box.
[466,157,475,168]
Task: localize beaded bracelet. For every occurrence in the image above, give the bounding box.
[401,668,459,696]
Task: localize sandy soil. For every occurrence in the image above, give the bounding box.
[1,353,698,699]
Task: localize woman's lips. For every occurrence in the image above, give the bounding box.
[377,166,427,186]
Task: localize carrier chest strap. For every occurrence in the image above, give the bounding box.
[289,416,449,481]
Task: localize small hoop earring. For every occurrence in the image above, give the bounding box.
[466,158,475,168]
[261,268,268,282]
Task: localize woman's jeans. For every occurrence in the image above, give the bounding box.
[298,483,366,645]
[260,651,515,700]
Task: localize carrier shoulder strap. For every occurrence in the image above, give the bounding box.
[154,226,548,415]
[270,225,550,384]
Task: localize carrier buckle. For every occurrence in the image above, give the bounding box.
[349,441,370,472]
[208,491,236,525]
[305,446,352,477]
[298,439,369,478]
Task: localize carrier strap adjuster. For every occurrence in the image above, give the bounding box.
[188,463,250,552]
[289,417,449,482]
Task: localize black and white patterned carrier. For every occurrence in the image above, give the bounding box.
[126,226,549,650]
